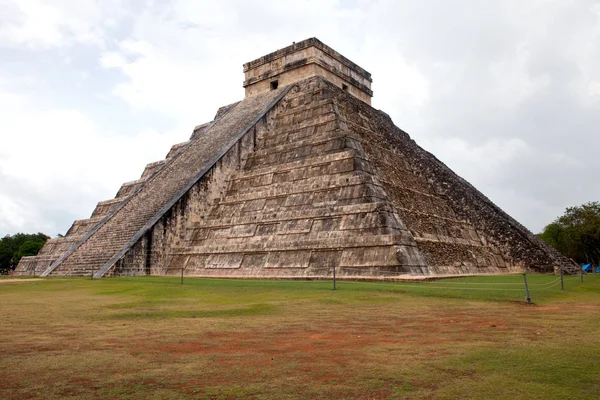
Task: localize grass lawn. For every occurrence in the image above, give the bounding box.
[0,274,599,399]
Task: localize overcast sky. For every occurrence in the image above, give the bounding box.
[1,0,599,237]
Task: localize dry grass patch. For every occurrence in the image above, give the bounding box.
[0,276,599,399]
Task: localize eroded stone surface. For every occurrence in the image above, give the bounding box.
[16,39,575,278]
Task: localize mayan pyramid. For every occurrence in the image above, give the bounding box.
[17,38,575,279]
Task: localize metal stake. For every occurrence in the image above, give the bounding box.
[522,273,532,304]
[560,269,564,291]
[181,267,184,285]
[332,265,336,290]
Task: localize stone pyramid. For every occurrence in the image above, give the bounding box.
[17,38,574,279]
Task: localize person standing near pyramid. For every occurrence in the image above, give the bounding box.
[9,258,16,278]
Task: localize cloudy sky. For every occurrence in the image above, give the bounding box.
[1,0,599,237]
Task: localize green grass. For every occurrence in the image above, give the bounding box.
[1,274,599,399]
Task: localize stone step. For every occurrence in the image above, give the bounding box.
[261,109,337,137]
[37,237,79,255]
[280,84,329,105]
[219,172,382,205]
[190,210,403,243]
[49,264,96,274]
[174,245,421,271]
[229,159,364,196]
[232,149,357,181]
[15,255,58,275]
[271,110,337,134]
[65,215,106,236]
[413,234,486,248]
[251,130,348,157]
[397,209,480,243]
[232,157,375,198]
[72,215,106,225]
[245,135,348,168]
[259,118,339,148]
[177,234,412,255]
[274,111,337,131]
[63,242,128,256]
[116,178,146,198]
[166,140,191,159]
[91,197,127,218]
[141,159,167,179]
[50,267,98,276]
[179,248,403,271]
[192,226,403,245]
[272,98,334,120]
[273,100,335,126]
[192,201,392,229]
[214,194,380,219]
[416,240,509,269]
[244,141,350,169]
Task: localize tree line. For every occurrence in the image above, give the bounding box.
[0,233,49,272]
[540,201,600,266]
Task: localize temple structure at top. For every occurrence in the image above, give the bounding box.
[243,38,373,104]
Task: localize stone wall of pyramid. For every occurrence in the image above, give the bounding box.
[110,78,574,277]
[157,77,572,278]
[21,88,286,278]
[17,76,575,278]
[14,139,193,276]
[143,78,428,279]
[330,82,572,275]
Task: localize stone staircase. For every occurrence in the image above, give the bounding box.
[39,86,291,278]
[15,139,195,276]
[168,84,427,278]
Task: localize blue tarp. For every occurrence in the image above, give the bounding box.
[596,266,600,274]
[582,264,592,272]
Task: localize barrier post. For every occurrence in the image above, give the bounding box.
[522,274,532,304]
[181,267,184,285]
[560,270,564,291]
[332,266,337,290]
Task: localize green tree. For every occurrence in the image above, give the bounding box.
[0,233,50,272]
[540,202,600,265]
[16,239,46,261]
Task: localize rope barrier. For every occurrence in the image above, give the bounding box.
[339,279,528,292]
[419,277,561,287]
[323,273,568,294]
[527,277,563,287]
[531,280,563,291]
[178,272,579,298]
[336,267,562,286]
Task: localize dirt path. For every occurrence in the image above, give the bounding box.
[0,278,43,283]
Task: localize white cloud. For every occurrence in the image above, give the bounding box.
[0,81,188,235]
[0,0,124,49]
[97,0,373,124]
